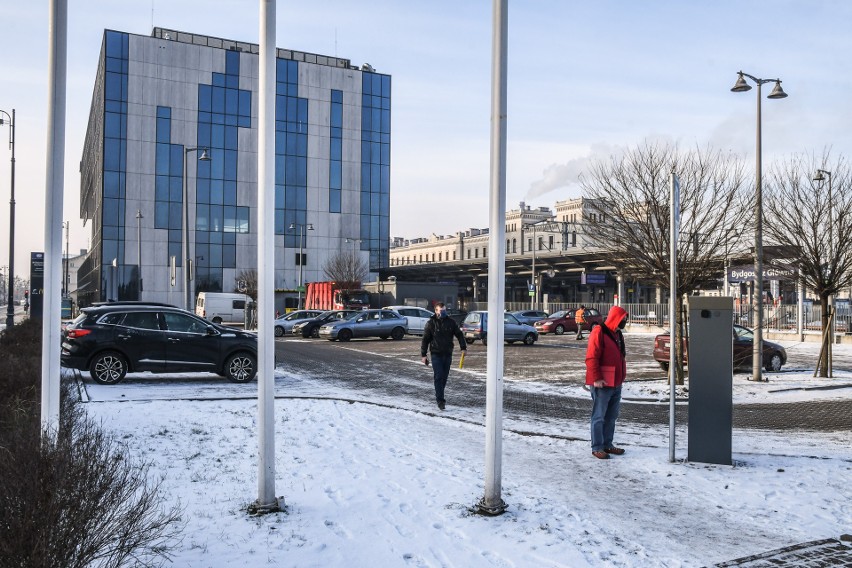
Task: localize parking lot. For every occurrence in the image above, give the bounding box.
[275,328,846,386]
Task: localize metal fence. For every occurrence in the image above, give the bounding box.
[464,301,849,333]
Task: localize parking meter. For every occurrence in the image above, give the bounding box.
[687,296,734,465]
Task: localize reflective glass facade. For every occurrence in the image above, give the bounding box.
[275,58,309,247]
[360,72,391,270]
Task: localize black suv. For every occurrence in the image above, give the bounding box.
[61,302,257,385]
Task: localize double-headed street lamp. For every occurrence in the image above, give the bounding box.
[182,147,210,312]
[730,71,788,382]
[0,109,15,328]
[289,222,313,309]
[813,168,833,377]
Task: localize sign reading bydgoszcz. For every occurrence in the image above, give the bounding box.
[728,264,795,283]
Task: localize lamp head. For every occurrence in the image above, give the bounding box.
[731,73,752,93]
[198,149,211,161]
[288,223,295,231]
[767,81,788,99]
[307,224,314,231]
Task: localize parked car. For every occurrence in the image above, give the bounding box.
[61,302,258,385]
[291,310,359,338]
[385,305,434,335]
[509,310,550,326]
[652,324,787,372]
[273,310,323,337]
[461,311,538,346]
[444,308,468,325]
[318,309,408,341]
[534,308,603,335]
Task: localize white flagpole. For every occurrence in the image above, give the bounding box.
[668,170,679,462]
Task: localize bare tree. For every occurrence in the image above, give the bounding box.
[234,269,258,301]
[765,150,852,377]
[581,142,750,383]
[323,251,368,290]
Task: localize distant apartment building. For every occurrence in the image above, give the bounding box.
[77,28,391,307]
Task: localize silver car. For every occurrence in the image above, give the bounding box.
[385,305,434,335]
[319,309,408,341]
[273,310,323,337]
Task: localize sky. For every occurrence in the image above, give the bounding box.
[74,334,852,566]
[2,0,852,274]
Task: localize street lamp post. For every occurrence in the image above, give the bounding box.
[0,109,15,328]
[813,168,833,377]
[136,209,143,299]
[289,222,313,309]
[182,147,210,312]
[63,221,70,297]
[730,71,788,382]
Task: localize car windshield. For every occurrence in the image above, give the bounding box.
[549,310,567,319]
[344,311,365,321]
[735,326,754,341]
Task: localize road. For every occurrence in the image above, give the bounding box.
[274,331,852,432]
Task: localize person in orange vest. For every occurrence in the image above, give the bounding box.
[575,305,587,340]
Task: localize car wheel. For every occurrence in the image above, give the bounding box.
[212,317,223,325]
[274,326,284,337]
[523,333,536,346]
[310,327,320,339]
[391,327,405,340]
[379,335,389,340]
[658,361,670,372]
[338,329,352,342]
[467,338,477,344]
[224,352,256,383]
[555,324,564,335]
[89,351,128,385]
[765,353,783,372]
[507,340,515,345]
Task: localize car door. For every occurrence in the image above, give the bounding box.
[504,313,524,341]
[352,310,379,338]
[380,310,404,334]
[732,326,753,368]
[113,310,168,372]
[162,311,221,372]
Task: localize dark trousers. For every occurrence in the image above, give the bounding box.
[430,353,452,402]
[576,324,584,339]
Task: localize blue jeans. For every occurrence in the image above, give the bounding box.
[590,386,622,451]
[431,353,452,402]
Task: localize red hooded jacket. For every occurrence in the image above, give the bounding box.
[585,305,629,387]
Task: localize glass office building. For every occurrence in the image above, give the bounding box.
[78,28,390,307]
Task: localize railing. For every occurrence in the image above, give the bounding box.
[460,301,849,334]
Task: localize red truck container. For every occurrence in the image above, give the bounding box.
[305,282,370,311]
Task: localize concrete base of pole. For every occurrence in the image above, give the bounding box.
[473,497,508,516]
[247,496,285,516]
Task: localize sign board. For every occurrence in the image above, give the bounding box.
[585,273,606,285]
[728,264,795,282]
[30,252,44,319]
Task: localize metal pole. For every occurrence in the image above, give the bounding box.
[298,225,304,310]
[828,173,833,377]
[668,171,679,462]
[3,109,15,328]
[136,209,143,298]
[41,0,67,432]
[753,83,764,383]
[530,224,536,310]
[255,0,280,513]
[64,221,70,297]
[477,0,508,516]
[182,149,189,311]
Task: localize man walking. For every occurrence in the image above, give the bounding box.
[575,305,587,340]
[421,302,466,410]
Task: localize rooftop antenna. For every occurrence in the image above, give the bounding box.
[151,0,154,32]
[334,28,338,58]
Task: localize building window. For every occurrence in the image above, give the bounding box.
[527,238,532,251]
[572,231,577,247]
[453,251,456,260]
[274,58,308,248]
[475,248,479,259]
[512,239,517,253]
[438,252,442,262]
[549,235,554,249]
[467,249,471,259]
[329,89,343,213]
[360,71,392,271]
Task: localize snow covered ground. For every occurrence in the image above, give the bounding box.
[82,350,852,568]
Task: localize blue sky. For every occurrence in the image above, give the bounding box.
[1,0,851,268]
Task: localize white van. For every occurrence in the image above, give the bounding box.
[196,292,250,325]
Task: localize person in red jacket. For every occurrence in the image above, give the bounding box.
[585,305,629,459]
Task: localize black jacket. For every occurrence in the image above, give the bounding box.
[421,315,466,356]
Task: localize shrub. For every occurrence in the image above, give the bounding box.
[0,319,183,567]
